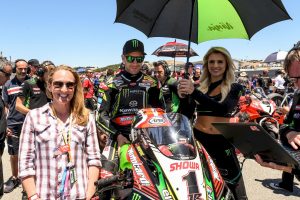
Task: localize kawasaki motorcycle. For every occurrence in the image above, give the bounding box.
[94,108,234,200]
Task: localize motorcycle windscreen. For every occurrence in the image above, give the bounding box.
[145,113,196,159]
[252,87,268,99]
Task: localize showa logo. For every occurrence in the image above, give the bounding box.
[170,161,199,172]
[207,22,234,32]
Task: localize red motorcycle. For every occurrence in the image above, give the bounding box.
[234,87,285,139]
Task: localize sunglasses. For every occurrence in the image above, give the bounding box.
[0,69,12,77]
[125,56,145,63]
[52,81,76,90]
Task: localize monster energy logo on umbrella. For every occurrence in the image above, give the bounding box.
[132,39,139,48]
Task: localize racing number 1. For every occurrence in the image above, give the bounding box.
[182,171,202,200]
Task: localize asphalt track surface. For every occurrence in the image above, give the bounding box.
[1,150,299,200]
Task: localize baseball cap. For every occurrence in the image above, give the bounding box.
[28,59,40,67]
[123,39,146,55]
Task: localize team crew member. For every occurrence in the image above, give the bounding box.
[18,65,101,200]
[153,60,180,113]
[178,47,247,199]
[192,65,202,88]
[27,59,40,78]
[2,59,30,193]
[0,62,13,197]
[255,42,300,192]
[16,60,55,115]
[97,39,164,148]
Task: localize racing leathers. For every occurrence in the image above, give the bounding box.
[97,70,165,139]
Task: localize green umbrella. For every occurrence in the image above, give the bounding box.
[115,0,291,62]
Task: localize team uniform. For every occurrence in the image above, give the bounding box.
[97,70,164,139]
[160,77,180,113]
[19,77,49,109]
[2,76,29,155]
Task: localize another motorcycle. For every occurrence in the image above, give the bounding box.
[94,108,234,200]
[235,87,285,138]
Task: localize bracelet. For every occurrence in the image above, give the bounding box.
[28,193,39,200]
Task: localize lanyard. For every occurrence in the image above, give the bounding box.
[60,115,73,163]
[51,103,73,163]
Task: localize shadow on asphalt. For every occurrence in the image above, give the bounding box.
[255,178,300,197]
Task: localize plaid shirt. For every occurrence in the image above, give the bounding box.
[19,103,101,199]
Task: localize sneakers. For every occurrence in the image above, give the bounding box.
[3,176,21,193]
[269,182,293,192]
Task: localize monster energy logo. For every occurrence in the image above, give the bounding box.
[132,193,141,200]
[132,39,139,48]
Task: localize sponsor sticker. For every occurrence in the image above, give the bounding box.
[149,117,165,124]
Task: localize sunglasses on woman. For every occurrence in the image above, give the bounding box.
[52,81,76,90]
[125,55,145,63]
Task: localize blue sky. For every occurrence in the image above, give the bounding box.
[0,0,299,68]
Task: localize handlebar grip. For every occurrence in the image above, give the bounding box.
[95,175,119,187]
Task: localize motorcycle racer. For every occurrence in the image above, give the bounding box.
[97,39,165,148]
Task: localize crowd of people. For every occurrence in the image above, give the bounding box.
[0,39,299,199]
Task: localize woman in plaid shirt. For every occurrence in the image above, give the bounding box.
[18,65,101,200]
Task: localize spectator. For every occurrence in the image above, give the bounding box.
[237,72,250,94]
[18,65,101,200]
[257,70,272,94]
[83,69,95,111]
[0,62,13,197]
[274,69,285,95]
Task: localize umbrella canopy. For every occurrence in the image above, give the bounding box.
[152,41,198,58]
[115,0,291,44]
[264,51,288,63]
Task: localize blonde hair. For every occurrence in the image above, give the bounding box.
[199,47,236,102]
[48,65,89,126]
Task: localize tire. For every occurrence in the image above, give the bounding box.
[267,93,284,107]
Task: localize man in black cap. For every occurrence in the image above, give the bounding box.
[27,59,40,78]
[97,39,165,148]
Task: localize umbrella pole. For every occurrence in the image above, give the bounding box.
[185,0,195,78]
[173,57,175,72]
